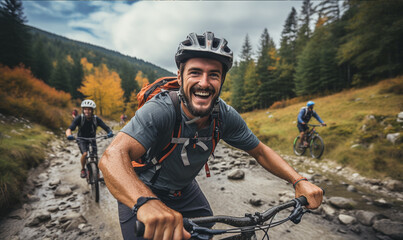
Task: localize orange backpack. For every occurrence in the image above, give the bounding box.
[137,76,179,109]
[132,76,221,184]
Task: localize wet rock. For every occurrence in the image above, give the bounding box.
[373,219,403,240]
[26,194,40,202]
[248,159,257,165]
[59,212,86,223]
[37,173,49,182]
[64,216,87,232]
[346,185,357,192]
[384,180,403,192]
[47,206,59,213]
[338,214,357,225]
[373,198,392,208]
[397,112,403,122]
[355,210,383,226]
[8,209,26,220]
[54,186,72,196]
[386,133,400,145]
[49,179,61,187]
[328,197,357,209]
[249,198,264,207]
[227,169,245,180]
[27,212,51,227]
[322,204,337,217]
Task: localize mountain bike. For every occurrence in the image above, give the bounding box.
[76,135,109,202]
[135,196,310,240]
[293,124,325,159]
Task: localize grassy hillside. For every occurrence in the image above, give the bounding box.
[242,77,403,180]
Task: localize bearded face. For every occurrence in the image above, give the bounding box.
[178,58,223,118]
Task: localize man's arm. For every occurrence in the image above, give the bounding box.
[312,111,326,125]
[297,109,305,124]
[99,132,190,240]
[247,142,323,209]
[96,117,112,133]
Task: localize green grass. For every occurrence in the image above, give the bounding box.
[242,76,403,180]
[0,119,53,215]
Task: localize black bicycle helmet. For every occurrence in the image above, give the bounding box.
[175,31,233,72]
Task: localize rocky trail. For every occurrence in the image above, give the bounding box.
[0,135,402,240]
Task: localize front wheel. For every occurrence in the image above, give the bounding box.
[88,161,100,202]
[310,135,324,159]
[293,136,306,156]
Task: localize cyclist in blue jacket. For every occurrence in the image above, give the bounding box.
[297,101,326,147]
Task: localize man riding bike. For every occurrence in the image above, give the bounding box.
[297,101,326,147]
[99,32,324,240]
[66,99,114,178]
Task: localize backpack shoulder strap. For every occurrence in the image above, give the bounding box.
[93,115,97,128]
[80,113,85,128]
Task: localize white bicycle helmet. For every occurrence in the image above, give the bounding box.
[81,99,96,109]
[175,31,233,72]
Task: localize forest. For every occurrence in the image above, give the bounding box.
[0,0,402,119]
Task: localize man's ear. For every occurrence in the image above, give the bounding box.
[177,70,182,86]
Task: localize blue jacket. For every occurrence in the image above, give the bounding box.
[298,107,324,124]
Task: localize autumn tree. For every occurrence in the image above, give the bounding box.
[79,58,124,118]
[135,71,149,88]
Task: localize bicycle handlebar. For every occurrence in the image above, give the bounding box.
[134,196,309,238]
[308,124,323,127]
[75,135,109,141]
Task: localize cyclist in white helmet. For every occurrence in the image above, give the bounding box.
[66,99,114,178]
[99,32,324,240]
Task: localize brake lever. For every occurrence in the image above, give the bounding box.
[289,200,310,224]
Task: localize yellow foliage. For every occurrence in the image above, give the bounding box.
[0,65,72,129]
[80,57,94,73]
[78,61,124,119]
[66,55,74,65]
[135,71,149,88]
[125,90,138,119]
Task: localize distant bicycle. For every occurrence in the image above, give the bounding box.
[293,124,325,159]
[76,135,109,202]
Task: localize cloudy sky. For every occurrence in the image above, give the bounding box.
[23,1,303,74]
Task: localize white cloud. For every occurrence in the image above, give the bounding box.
[25,1,302,73]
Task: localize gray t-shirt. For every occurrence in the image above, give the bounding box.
[121,91,259,190]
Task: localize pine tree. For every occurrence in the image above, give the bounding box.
[337,0,403,81]
[31,39,52,84]
[232,35,253,112]
[296,0,316,55]
[0,0,30,67]
[316,0,340,26]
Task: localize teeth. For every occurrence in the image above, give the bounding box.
[195,91,210,96]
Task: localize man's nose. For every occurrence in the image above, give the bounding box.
[198,73,209,87]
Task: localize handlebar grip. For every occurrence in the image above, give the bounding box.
[296,196,308,206]
[134,220,145,237]
[296,188,325,206]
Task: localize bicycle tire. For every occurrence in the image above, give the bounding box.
[293,136,306,156]
[310,135,324,159]
[89,161,100,202]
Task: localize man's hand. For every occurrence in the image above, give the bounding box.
[321,123,327,126]
[294,180,323,209]
[107,131,114,138]
[67,135,75,141]
[301,122,306,125]
[137,200,191,240]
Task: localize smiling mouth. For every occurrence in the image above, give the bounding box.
[193,90,211,99]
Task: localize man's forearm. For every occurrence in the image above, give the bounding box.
[99,133,156,208]
[248,142,302,184]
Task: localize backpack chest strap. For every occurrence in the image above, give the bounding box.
[171,136,212,166]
